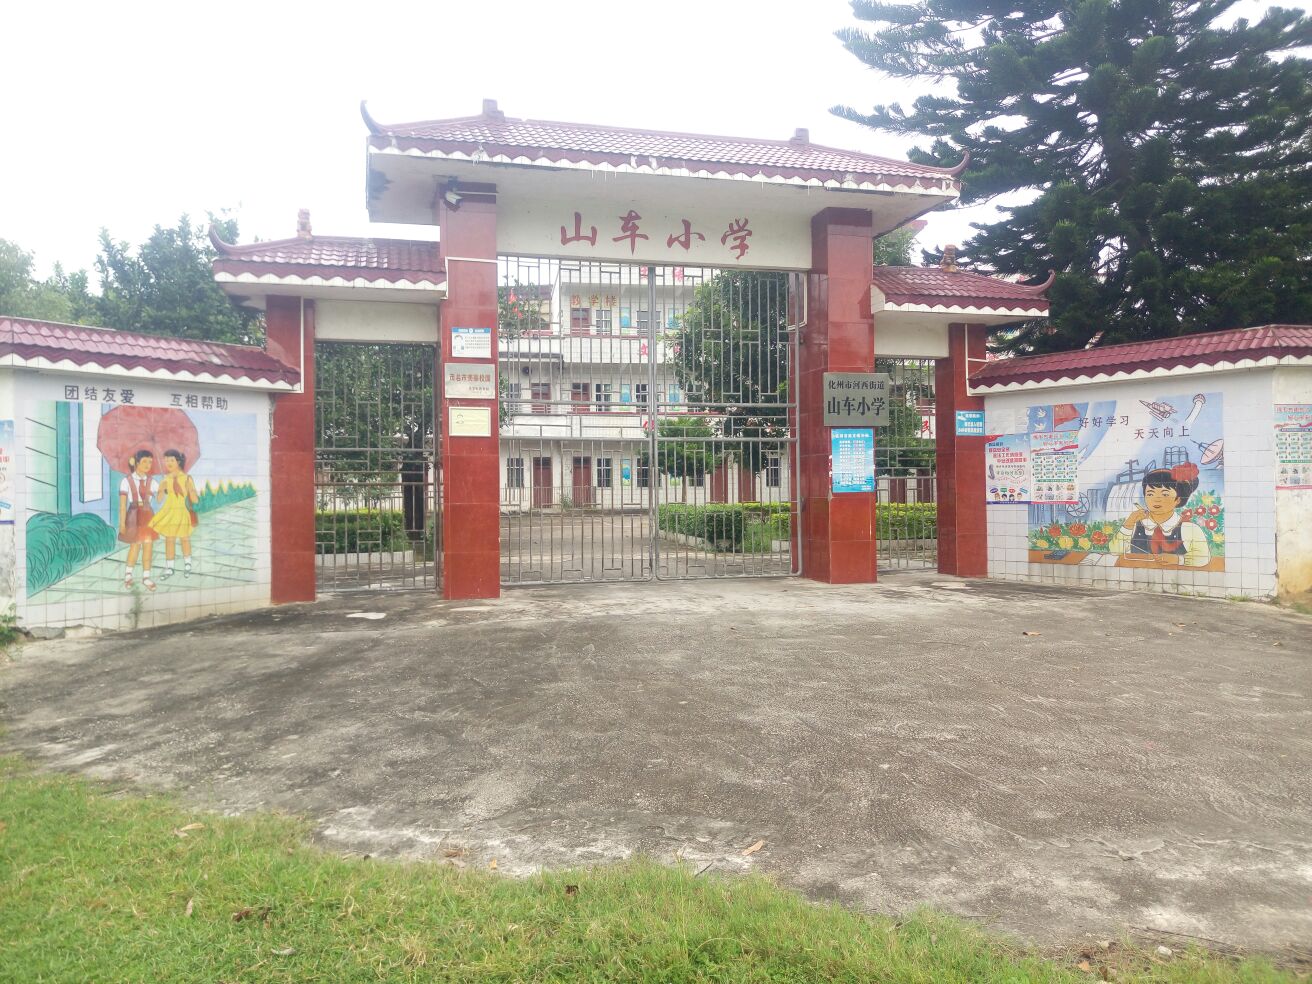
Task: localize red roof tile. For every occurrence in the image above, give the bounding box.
[363,105,964,191]
[972,325,1312,389]
[0,317,299,387]
[211,230,443,287]
[872,266,1053,313]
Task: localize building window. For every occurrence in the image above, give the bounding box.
[594,382,613,411]
[506,457,525,489]
[570,382,590,413]
[636,460,650,488]
[570,308,591,334]
[595,309,613,334]
[530,382,551,413]
[596,458,613,488]
[766,455,781,488]
[635,382,649,408]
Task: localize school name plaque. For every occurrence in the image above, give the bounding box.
[823,372,890,427]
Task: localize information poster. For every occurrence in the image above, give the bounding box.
[955,410,985,436]
[451,326,492,359]
[1030,430,1080,504]
[985,433,1031,503]
[830,428,875,493]
[1275,404,1312,488]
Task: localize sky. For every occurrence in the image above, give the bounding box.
[5,0,1302,280]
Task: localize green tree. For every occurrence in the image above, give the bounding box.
[669,270,792,478]
[96,214,264,345]
[873,225,918,267]
[0,240,97,324]
[639,417,724,502]
[835,0,1312,353]
[498,282,548,340]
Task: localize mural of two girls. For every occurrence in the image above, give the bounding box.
[117,448,199,590]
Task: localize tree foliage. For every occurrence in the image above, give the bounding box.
[835,0,1312,352]
[96,214,263,345]
[0,240,97,324]
[1,213,264,346]
[670,270,792,473]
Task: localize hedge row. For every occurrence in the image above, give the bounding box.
[316,510,412,555]
[877,502,937,539]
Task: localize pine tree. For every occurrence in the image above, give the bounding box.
[834,0,1312,352]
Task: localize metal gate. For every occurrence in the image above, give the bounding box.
[314,342,440,592]
[875,358,938,570]
[498,256,801,584]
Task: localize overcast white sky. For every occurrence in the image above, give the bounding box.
[6,0,1302,280]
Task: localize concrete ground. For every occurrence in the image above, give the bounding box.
[1,572,1310,951]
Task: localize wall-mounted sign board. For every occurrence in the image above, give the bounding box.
[451,326,492,359]
[831,428,875,493]
[449,405,492,437]
[444,364,496,400]
[955,409,986,437]
[823,372,890,427]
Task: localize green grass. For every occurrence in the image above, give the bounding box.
[0,756,1298,983]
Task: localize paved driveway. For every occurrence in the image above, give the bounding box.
[2,573,1309,949]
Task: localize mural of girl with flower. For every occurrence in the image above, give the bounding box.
[149,449,200,579]
[118,449,159,591]
[1109,462,1210,567]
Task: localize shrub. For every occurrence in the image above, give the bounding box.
[315,510,412,555]
[657,503,748,550]
[26,512,118,594]
[876,502,937,540]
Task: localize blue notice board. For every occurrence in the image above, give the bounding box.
[831,428,875,493]
[955,410,986,436]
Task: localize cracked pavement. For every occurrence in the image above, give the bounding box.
[2,572,1310,948]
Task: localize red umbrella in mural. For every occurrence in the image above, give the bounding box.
[96,406,201,474]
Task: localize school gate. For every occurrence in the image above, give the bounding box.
[210,100,1055,602]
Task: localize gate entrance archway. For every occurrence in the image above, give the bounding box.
[314,342,441,593]
[498,256,802,585]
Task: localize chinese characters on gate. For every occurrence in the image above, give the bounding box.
[822,373,890,427]
[561,210,754,260]
[63,384,228,411]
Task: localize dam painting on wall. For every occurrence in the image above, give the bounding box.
[1024,392,1226,572]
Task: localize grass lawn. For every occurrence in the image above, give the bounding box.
[0,756,1300,983]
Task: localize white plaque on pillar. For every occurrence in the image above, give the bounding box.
[451,326,492,359]
[444,364,496,400]
[449,405,492,437]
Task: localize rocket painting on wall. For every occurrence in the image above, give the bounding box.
[1025,392,1226,572]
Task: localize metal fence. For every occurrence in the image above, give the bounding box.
[498,256,802,584]
[314,342,440,592]
[875,358,938,571]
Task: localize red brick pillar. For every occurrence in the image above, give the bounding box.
[437,185,501,599]
[799,208,877,583]
[935,322,989,576]
[266,295,317,603]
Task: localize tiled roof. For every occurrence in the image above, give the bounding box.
[0,317,300,387]
[972,325,1312,389]
[363,104,964,192]
[211,230,444,288]
[872,266,1053,314]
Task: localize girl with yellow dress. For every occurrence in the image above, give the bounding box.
[149,449,200,579]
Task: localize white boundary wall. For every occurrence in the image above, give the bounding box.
[981,366,1307,600]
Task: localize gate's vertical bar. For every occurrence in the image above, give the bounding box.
[646,266,660,579]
